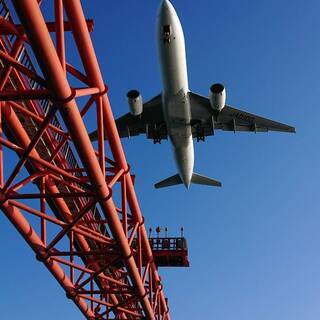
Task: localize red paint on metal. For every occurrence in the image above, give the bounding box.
[0,0,171,319]
[0,19,94,35]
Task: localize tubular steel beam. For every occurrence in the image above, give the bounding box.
[0,50,46,86]
[0,52,126,318]
[0,19,94,35]
[0,201,96,319]
[11,0,156,315]
[1,101,109,318]
[63,0,170,317]
[0,0,170,319]
[3,103,58,191]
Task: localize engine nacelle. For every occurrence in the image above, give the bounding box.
[127,90,143,116]
[209,83,226,111]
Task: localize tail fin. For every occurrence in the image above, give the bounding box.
[154,173,222,189]
[191,173,222,187]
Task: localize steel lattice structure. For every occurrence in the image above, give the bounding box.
[0,0,170,319]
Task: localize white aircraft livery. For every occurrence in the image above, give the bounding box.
[90,0,295,189]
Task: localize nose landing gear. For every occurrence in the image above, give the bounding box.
[196,127,205,142]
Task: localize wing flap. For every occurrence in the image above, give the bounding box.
[220,105,296,133]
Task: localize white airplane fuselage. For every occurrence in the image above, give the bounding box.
[90,0,294,189]
[157,0,194,188]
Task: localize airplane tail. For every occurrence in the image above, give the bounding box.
[154,173,222,189]
[191,173,222,187]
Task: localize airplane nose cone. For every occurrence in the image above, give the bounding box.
[159,0,173,14]
[157,0,177,27]
[161,0,171,9]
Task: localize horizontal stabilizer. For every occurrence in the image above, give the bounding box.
[154,174,182,189]
[191,173,222,187]
[154,172,222,189]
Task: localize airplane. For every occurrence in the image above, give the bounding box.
[90,0,295,189]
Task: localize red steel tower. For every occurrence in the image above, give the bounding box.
[0,1,189,318]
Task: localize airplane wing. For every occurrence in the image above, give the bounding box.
[89,94,168,141]
[189,92,295,137]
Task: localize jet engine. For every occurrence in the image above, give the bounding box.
[209,83,226,111]
[127,90,143,116]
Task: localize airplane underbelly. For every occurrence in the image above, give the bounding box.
[163,89,192,145]
[173,139,194,182]
[165,91,194,178]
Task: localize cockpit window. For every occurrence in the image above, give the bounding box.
[163,25,172,44]
[163,25,171,37]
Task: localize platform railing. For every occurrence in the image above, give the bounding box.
[149,237,188,251]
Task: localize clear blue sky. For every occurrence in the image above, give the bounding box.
[1,0,320,319]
